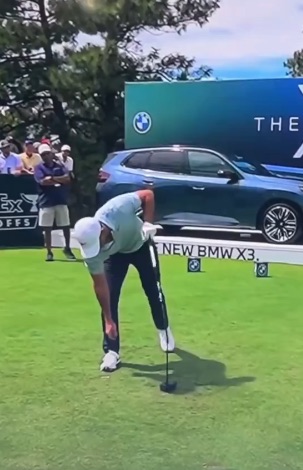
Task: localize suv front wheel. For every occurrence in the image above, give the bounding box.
[261,203,302,244]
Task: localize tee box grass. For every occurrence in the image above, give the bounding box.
[0,249,303,470]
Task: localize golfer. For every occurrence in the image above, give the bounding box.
[74,190,175,372]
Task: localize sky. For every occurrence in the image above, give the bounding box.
[79,0,303,79]
[139,0,303,79]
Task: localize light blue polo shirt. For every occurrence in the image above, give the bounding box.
[0,153,22,174]
[85,192,144,275]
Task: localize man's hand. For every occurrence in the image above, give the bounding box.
[105,319,118,340]
[142,221,157,240]
[39,176,56,186]
[22,168,34,175]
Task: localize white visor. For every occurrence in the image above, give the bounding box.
[74,217,101,259]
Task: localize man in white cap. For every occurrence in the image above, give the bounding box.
[74,190,175,373]
[34,143,76,262]
[57,144,74,177]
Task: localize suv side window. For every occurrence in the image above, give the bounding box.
[103,152,117,165]
[124,151,151,169]
[188,151,231,177]
[146,150,185,174]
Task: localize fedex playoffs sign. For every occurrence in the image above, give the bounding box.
[254,83,303,159]
[0,193,38,230]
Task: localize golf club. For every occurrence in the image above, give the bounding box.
[148,241,177,394]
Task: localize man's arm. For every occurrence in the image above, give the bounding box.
[34,166,55,185]
[90,272,117,339]
[68,158,75,180]
[0,157,5,173]
[90,273,112,322]
[85,255,114,326]
[52,174,70,184]
[40,178,56,186]
[13,155,24,175]
[52,165,70,184]
[136,189,155,223]
[21,160,34,175]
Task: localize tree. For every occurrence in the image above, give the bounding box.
[285,49,303,76]
[164,66,214,81]
[0,0,78,139]
[71,0,219,41]
[0,0,220,216]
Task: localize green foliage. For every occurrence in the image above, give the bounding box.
[285,50,303,77]
[0,0,220,212]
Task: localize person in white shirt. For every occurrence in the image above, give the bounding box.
[0,139,23,175]
[57,145,74,177]
[0,154,5,173]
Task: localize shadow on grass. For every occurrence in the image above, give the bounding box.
[54,258,83,263]
[123,347,255,395]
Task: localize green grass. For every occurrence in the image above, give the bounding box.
[1,249,303,470]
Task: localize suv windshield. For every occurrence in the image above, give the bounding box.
[228,154,274,176]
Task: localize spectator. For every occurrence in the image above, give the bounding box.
[33,142,41,151]
[34,144,76,262]
[113,138,125,151]
[57,144,74,177]
[41,136,59,155]
[0,140,23,175]
[7,135,22,154]
[20,139,42,173]
[41,137,51,146]
[50,136,61,152]
[0,155,5,173]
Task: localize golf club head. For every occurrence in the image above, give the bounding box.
[159,381,177,393]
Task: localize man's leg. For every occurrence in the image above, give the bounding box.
[131,242,175,352]
[55,205,76,260]
[39,207,55,261]
[100,253,129,372]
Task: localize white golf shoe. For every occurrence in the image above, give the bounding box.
[158,327,175,352]
[100,351,121,372]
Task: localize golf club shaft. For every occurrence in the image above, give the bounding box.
[148,241,170,385]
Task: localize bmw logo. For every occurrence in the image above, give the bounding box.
[258,264,267,275]
[255,262,269,278]
[133,112,152,134]
[188,258,201,273]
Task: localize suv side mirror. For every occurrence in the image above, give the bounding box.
[217,169,239,183]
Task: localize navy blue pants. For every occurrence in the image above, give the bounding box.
[102,242,168,354]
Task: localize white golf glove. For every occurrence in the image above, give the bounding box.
[142,221,157,241]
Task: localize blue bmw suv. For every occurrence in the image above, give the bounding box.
[96,146,303,244]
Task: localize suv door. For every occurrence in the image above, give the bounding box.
[184,150,243,227]
[124,149,189,222]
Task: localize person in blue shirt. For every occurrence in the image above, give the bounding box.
[74,190,175,373]
[34,144,76,262]
[0,139,23,174]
